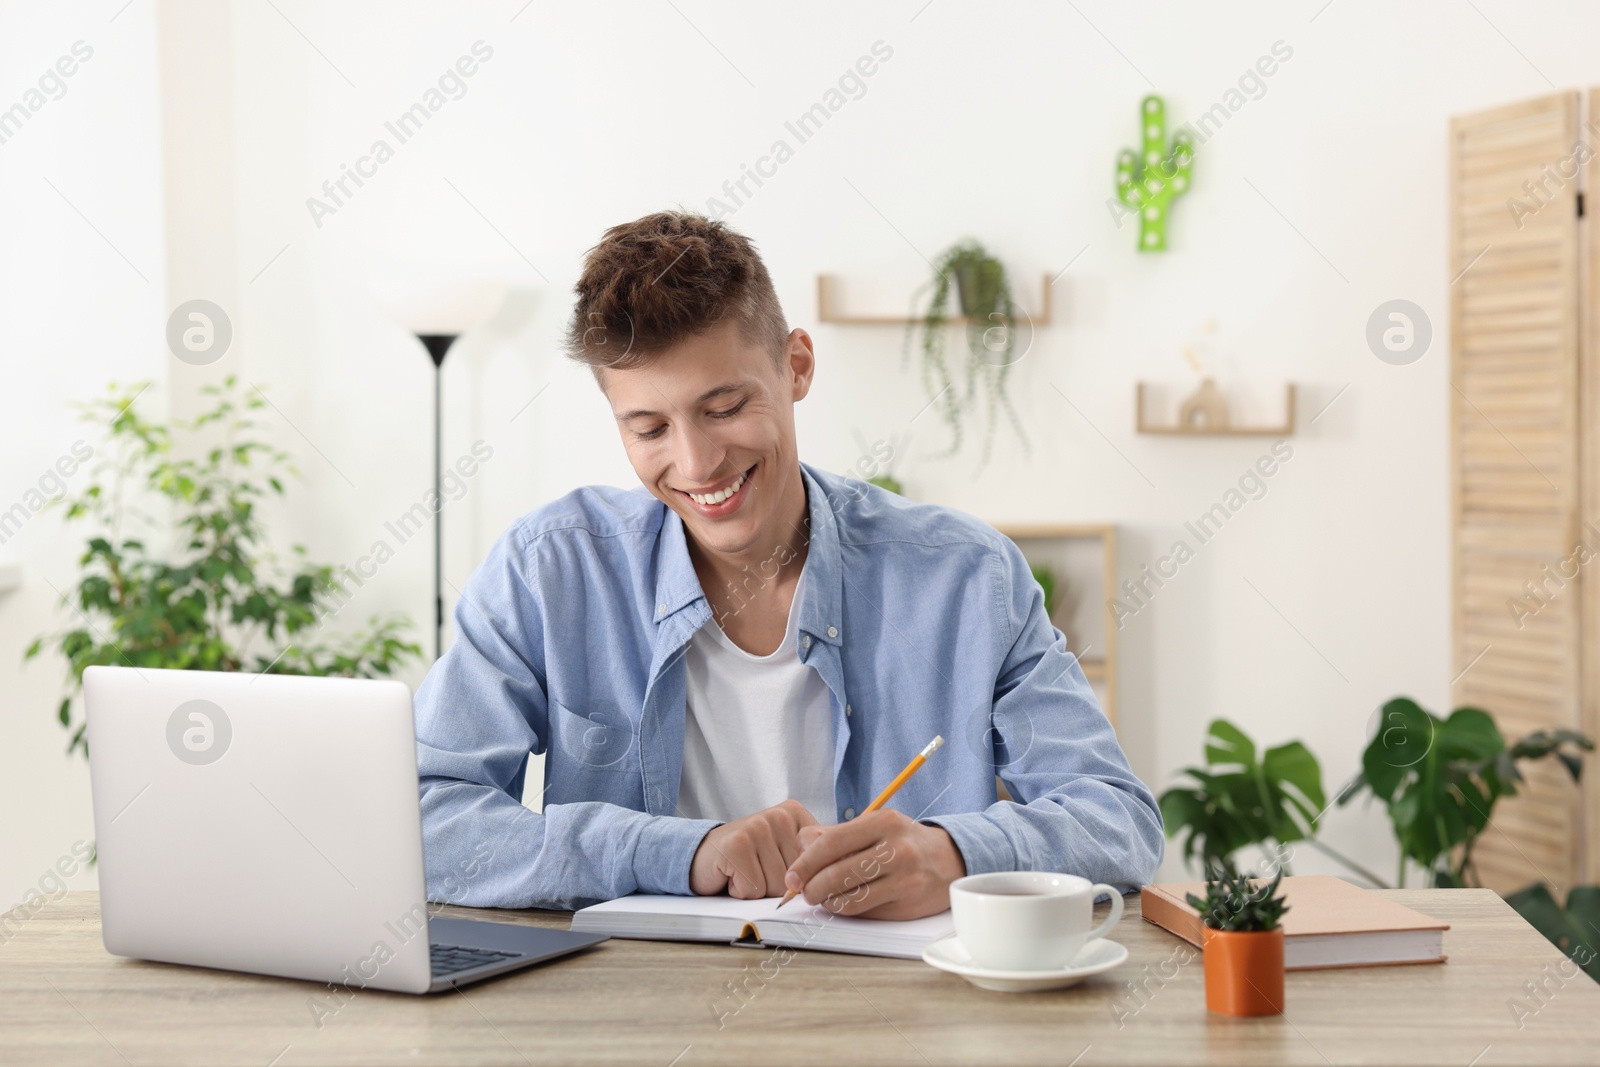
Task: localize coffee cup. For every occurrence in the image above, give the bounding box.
[948,872,1124,972]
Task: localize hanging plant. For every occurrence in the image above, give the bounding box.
[903,240,1028,463]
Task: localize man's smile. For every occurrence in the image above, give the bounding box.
[676,464,756,514]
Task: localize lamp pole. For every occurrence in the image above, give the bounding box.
[417,333,459,661]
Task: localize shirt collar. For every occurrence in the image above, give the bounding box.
[651,463,844,648]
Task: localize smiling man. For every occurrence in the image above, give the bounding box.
[413,211,1162,919]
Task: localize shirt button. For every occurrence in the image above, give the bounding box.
[801,634,812,650]
[845,703,853,717]
[657,602,667,615]
[843,807,857,820]
[827,625,838,638]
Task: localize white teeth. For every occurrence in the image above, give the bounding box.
[690,470,746,506]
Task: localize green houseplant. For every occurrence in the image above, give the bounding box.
[1186,863,1288,1016]
[1158,719,1383,885]
[1030,563,1061,619]
[904,240,1027,462]
[26,377,422,757]
[1159,705,1597,978]
[1502,883,1600,982]
[1338,697,1593,888]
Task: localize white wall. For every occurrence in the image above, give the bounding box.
[0,1,166,904]
[6,0,1595,905]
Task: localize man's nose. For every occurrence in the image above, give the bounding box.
[673,422,728,484]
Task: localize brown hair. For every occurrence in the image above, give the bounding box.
[564,211,788,371]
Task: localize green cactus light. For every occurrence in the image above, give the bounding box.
[1116,95,1194,252]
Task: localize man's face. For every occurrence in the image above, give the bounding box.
[603,322,814,559]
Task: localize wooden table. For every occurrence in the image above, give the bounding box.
[2,890,1597,1065]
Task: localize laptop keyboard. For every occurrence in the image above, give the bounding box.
[430,942,526,977]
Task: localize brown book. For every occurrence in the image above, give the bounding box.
[1141,875,1449,970]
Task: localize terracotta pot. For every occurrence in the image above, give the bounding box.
[1201,927,1285,1017]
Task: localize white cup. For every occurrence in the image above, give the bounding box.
[948,872,1124,972]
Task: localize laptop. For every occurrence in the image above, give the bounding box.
[83,665,606,993]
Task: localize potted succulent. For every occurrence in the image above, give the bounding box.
[1186,862,1289,1017]
[904,240,1028,463]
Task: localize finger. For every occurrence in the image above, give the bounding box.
[784,800,821,830]
[753,833,789,897]
[786,811,898,890]
[775,826,807,869]
[818,865,895,917]
[719,839,765,899]
[803,843,893,912]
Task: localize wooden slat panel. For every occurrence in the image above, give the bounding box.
[1582,89,1600,884]
[1450,90,1581,892]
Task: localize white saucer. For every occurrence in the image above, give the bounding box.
[921,935,1129,993]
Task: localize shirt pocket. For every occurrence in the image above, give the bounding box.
[548,696,639,773]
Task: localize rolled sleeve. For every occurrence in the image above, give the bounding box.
[632,815,723,895]
[920,810,1018,876]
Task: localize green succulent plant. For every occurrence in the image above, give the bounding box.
[1186,862,1289,933]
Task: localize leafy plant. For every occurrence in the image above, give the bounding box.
[1160,719,1390,886]
[25,377,422,757]
[1162,720,1315,868]
[867,474,904,495]
[1030,563,1061,618]
[903,240,1027,463]
[1186,862,1289,933]
[1339,697,1593,888]
[1503,883,1600,982]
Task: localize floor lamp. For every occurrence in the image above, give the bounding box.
[372,281,506,661]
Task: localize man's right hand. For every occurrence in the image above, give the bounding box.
[689,799,819,898]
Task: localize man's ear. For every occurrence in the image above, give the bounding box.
[785,328,816,402]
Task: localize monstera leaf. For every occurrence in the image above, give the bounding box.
[1343,697,1591,886]
[1160,719,1326,871]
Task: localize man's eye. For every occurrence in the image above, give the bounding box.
[635,425,666,440]
[709,400,747,419]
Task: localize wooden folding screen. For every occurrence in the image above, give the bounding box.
[1449,91,1593,890]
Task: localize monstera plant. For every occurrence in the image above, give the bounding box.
[1160,720,1324,870]
[1160,703,1598,978]
[1159,719,1383,885]
[1338,697,1592,889]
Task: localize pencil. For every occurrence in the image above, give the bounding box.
[777,735,944,908]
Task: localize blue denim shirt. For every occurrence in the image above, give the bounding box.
[414,464,1162,909]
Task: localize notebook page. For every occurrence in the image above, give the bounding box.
[571,894,954,958]
[570,893,766,940]
[761,902,955,958]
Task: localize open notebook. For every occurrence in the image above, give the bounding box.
[570,894,955,960]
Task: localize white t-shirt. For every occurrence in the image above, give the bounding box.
[676,571,837,825]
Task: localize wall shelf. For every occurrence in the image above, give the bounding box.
[1135,382,1296,437]
[816,272,1055,326]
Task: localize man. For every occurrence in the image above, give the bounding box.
[414,211,1161,920]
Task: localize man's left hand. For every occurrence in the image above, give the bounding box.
[782,809,966,920]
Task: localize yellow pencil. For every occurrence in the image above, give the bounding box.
[777,735,944,908]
